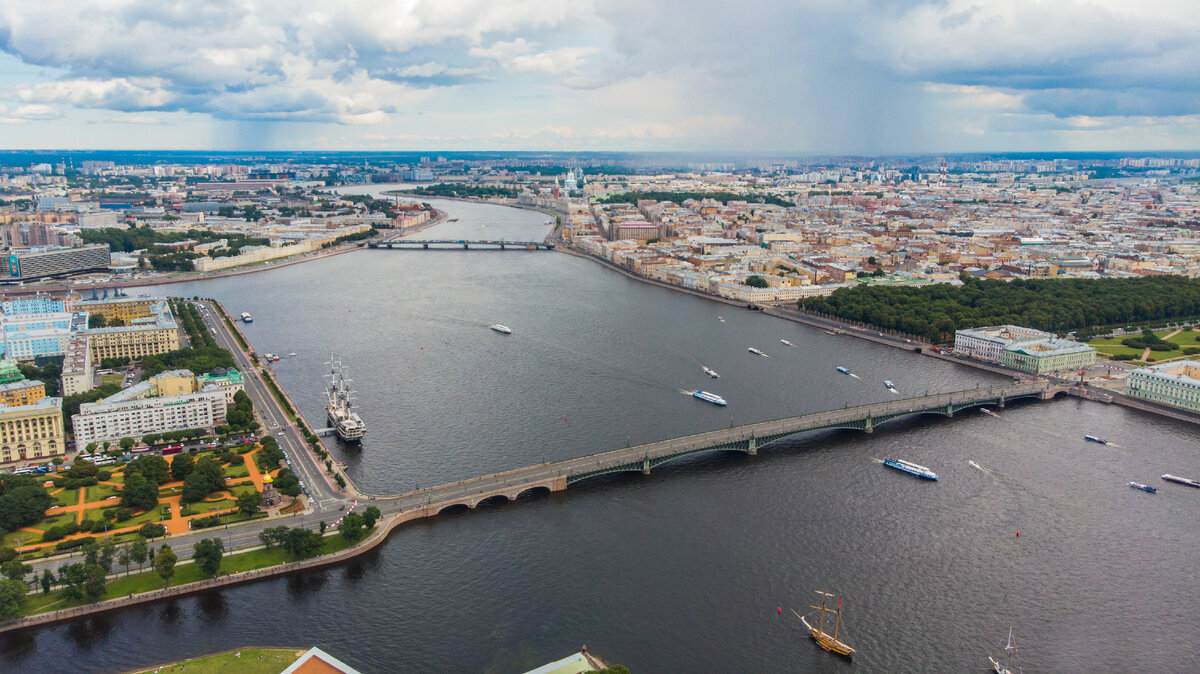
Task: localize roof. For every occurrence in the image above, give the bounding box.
[279,646,363,674]
[522,652,604,674]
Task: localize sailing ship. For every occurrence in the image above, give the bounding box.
[793,591,855,658]
[325,354,365,442]
[988,627,1022,674]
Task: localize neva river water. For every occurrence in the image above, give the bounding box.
[3,194,1199,673]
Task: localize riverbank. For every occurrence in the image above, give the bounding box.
[126,647,305,674]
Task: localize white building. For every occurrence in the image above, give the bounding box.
[71,388,227,446]
[953,325,1050,362]
[60,334,93,397]
[1127,360,1200,412]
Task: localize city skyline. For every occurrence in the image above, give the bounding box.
[1,0,1198,152]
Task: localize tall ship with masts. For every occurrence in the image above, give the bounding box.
[793,590,855,658]
[325,354,365,442]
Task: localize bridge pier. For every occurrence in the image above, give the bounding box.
[422,243,428,249]
[946,404,954,417]
[999,394,1006,408]
[462,243,469,249]
[500,243,506,250]
[747,435,757,455]
[642,457,651,475]
[863,417,873,433]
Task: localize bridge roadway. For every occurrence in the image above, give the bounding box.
[366,380,1055,517]
[368,239,554,250]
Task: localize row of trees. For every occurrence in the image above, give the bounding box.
[801,275,1200,342]
[409,183,520,199]
[599,190,793,208]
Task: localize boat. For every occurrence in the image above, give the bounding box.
[691,390,727,406]
[263,352,277,361]
[703,366,720,378]
[981,408,1000,418]
[287,352,297,357]
[325,355,365,442]
[748,347,769,357]
[988,628,1022,674]
[240,312,253,323]
[793,591,854,658]
[836,366,853,376]
[1162,474,1200,488]
[968,460,985,471]
[824,329,837,335]
[884,380,898,393]
[883,457,938,480]
[1082,435,1108,444]
[1128,481,1158,494]
[780,339,796,347]
[718,316,725,323]
[489,324,513,334]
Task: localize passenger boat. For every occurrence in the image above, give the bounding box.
[1082,435,1108,444]
[1161,474,1200,488]
[793,591,854,659]
[489,324,513,334]
[824,329,837,335]
[884,380,898,393]
[691,390,727,406]
[748,347,769,357]
[703,366,720,378]
[1128,481,1157,494]
[836,366,853,376]
[883,457,938,480]
[780,339,796,347]
[981,408,1000,418]
[988,628,1022,674]
[240,312,253,323]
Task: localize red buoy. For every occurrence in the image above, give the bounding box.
[1016,531,1021,537]
[777,607,782,613]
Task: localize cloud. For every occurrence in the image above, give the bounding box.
[110,114,162,124]
[469,39,599,74]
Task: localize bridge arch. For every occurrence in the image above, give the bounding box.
[437,503,471,515]
[514,485,551,500]
[471,494,511,509]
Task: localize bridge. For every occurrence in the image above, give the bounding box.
[375,381,1057,517]
[368,239,555,250]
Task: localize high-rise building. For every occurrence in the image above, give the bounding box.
[4,244,111,281]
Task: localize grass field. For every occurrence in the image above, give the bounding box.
[84,483,120,503]
[129,647,304,674]
[1089,329,1200,363]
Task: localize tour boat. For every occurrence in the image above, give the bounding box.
[1161,474,1200,488]
[981,408,1000,418]
[883,457,938,480]
[1082,435,1108,444]
[1128,481,1157,494]
[780,339,796,347]
[988,628,1022,674]
[793,591,854,659]
[703,366,720,378]
[748,347,769,357]
[691,390,727,406]
[884,380,898,393]
[836,366,853,376]
[489,324,513,334]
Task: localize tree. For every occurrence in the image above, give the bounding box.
[236,490,260,517]
[129,455,170,484]
[193,538,224,578]
[282,528,324,559]
[119,437,135,451]
[117,548,130,576]
[99,540,117,574]
[745,275,769,288]
[129,537,148,572]
[0,578,25,620]
[154,545,177,587]
[318,521,326,534]
[59,563,106,602]
[272,469,301,497]
[40,568,52,595]
[362,506,380,530]
[87,313,108,329]
[85,442,98,454]
[0,560,30,582]
[0,475,54,532]
[337,514,366,544]
[138,522,165,539]
[334,474,346,490]
[259,526,289,550]
[170,453,195,481]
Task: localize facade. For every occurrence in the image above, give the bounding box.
[83,300,179,364]
[1127,360,1200,412]
[74,296,160,324]
[0,310,75,360]
[1,296,69,315]
[4,244,111,281]
[152,369,195,397]
[0,396,65,464]
[999,337,1097,374]
[72,388,227,446]
[953,325,1050,362]
[0,379,45,407]
[60,334,93,397]
[195,368,244,404]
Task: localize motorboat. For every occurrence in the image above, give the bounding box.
[490,324,513,334]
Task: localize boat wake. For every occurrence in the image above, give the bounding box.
[968,460,991,474]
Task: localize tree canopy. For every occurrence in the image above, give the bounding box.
[0,474,53,532]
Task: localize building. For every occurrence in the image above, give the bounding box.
[1,295,69,315]
[0,309,76,360]
[953,325,1050,362]
[0,396,66,464]
[60,334,93,397]
[74,296,161,324]
[195,368,244,404]
[0,359,23,385]
[401,169,434,181]
[83,300,179,364]
[71,388,227,447]
[279,647,363,674]
[0,379,45,407]
[1127,360,1200,412]
[4,244,111,282]
[999,337,1097,374]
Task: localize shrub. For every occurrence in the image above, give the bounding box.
[1121,338,1146,350]
[1112,353,1136,361]
[42,526,66,542]
[63,521,79,536]
[81,476,99,487]
[138,522,165,538]
[96,470,112,481]
[78,519,95,533]
[115,508,133,522]
[190,515,221,529]
[1183,346,1200,355]
[1148,342,1177,352]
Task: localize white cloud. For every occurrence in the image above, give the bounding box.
[110,114,162,124]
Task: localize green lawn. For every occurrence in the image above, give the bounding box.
[128,648,303,674]
[223,463,250,479]
[101,374,123,386]
[21,531,358,617]
[1089,331,1200,363]
[51,488,80,507]
[99,505,169,529]
[84,483,120,503]
[28,513,74,532]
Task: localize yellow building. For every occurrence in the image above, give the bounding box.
[0,397,65,464]
[150,369,196,396]
[75,296,160,324]
[0,379,46,407]
[83,300,180,364]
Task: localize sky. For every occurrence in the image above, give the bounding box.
[0,0,1198,153]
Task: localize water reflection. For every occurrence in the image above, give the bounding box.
[0,631,36,661]
[195,591,228,624]
[285,571,328,598]
[65,615,115,649]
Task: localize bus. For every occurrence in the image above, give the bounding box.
[93,457,118,466]
[161,445,183,456]
[131,446,152,455]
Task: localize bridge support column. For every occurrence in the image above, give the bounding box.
[641,458,651,475]
[422,243,429,249]
[462,243,469,249]
[999,394,1006,408]
[500,243,505,250]
[946,404,954,417]
[863,417,873,433]
[747,435,757,455]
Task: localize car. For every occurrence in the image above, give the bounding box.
[277,431,285,436]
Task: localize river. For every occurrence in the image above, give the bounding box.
[2,191,1198,673]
